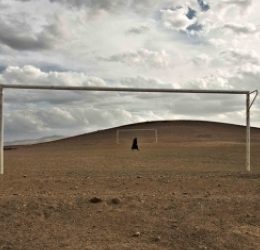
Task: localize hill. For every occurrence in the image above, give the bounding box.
[16,120,260,147]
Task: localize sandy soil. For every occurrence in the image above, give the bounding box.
[0,121,260,250]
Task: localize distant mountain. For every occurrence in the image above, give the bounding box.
[5,135,64,146]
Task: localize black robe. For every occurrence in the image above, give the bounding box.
[131,138,139,150]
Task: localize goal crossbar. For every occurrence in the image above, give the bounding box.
[116,128,158,144]
[1,84,251,94]
[0,84,258,174]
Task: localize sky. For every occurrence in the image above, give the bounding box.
[0,0,260,141]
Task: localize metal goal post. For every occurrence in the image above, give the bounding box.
[0,84,258,174]
[116,128,158,144]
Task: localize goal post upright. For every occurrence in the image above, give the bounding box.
[0,84,258,175]
[0,86,3,175]
[246,90,259,172]
[246,93,250,172]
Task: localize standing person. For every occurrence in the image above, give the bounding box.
[131,137,139,151]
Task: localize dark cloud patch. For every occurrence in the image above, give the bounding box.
[220,49,259,65]
[49,0,125,12]
[0,65,6,73]
[186,7,197,20]
[127,25,150,35]
[223,23,257,34]
[0,18,64,51]
[38,63,70,73]
[0,2,9,8]
[220,0,252,10]
[187,22,203,32]
[197,0,210,12]
[46,0,162,15]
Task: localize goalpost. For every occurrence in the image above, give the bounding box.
[0,84,258,174]
[116,128,158,144]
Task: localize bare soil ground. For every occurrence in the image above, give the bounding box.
[0,121,260,250]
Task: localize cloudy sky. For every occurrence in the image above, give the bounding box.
[0,0,260,141]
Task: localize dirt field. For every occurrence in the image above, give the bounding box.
[1,121,260,250]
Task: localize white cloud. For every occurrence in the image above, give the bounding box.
[102,48,171,69]
[208,38,226,48]
[219,0,253,9]
[220,48,259,65]
[127,24,150,35]
[223,23,257,34]
[120,75,175,88]
[185,64,260,94]
[2,65,107,87]
[0,14,66,51]
[47,0,167,15]
[4,111,46,141]
[160,7,195,32]
[192,53,212,66]
[228,64,260,90]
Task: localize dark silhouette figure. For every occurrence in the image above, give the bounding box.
[131,137,139,151]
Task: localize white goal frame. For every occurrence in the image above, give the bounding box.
[116,128,158,144]
[0,84,258,174]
